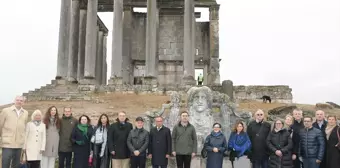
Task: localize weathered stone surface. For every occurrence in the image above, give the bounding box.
[234,85,293,103]
[222,80,234,100]
[111,0,123,79]
[267,105,297,121]
[77,9,87,81]
[56,0,71,79]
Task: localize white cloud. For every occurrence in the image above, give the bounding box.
[0,0,339,105]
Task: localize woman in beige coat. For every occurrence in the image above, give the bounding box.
[23,110,46,168]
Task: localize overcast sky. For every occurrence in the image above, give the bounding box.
[0,0,339,105]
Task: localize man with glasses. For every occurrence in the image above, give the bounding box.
[291,108,304,168]
[247,109,271,168]
[172,111,197,168]
[299,116,325,168]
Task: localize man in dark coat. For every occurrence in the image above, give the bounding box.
[108,111,133,168]
[299,116,325,168]
[247,109,271,168]
[127,117,149,168]
[312,110,327,168]
[59,107,78,168]
[291,109,304,168]
[148,116,172,168]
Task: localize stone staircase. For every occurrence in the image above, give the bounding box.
[23,80,89,101]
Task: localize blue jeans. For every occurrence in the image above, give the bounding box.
[252,158,268,168]
[1,148,22,168]
[302,158,319,168]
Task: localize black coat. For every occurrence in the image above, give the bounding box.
[325,126,340,168]
[148,126,172,166]
[71,124,94,168]
[107,119,133,159]
[312,120,328,168]
[291,120,304,155]
[127,128,149,156]
[299,127,325,161]
[205,132,227,168]
[247,120,271,161]
[266,129,293,168]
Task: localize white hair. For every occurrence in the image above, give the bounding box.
[31,109,42,121]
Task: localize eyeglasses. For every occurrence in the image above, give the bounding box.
[303,120,312,123]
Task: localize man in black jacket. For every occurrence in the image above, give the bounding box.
[291,108,304,168]
[299,116,325,168]
[127,117,149,168]
[312,110,327,168]
[108,111,133,168]
[247,109,271,168]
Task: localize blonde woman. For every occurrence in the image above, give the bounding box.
[23,110,46,168]
[284,114,294,136]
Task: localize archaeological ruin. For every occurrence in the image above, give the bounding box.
[23,0,293,104]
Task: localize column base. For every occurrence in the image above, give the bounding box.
[108,77,123,85]
[143,76,158,86]
[182,75,196,86]
[55,79,75,85]
[67,77,78,84]
[79,78,97,85]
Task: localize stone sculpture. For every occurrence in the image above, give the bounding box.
[187,86,214,153]
[165,92,183,131]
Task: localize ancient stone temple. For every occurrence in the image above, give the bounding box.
[56,0,221,87]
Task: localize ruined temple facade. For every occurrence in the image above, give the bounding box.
[55,0,220,87]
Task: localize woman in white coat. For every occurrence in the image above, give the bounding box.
[23,110,46,168]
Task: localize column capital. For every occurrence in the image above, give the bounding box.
[79,0,87,9]
[209,4,219,20]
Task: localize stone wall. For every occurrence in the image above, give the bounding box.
[233,85,293,103]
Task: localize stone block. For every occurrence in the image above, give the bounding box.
[222,80,234,100]
[78,85,97,92]
[108,77,123,85]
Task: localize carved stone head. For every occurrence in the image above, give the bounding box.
[187,86,213,113]
[170,92,181,104]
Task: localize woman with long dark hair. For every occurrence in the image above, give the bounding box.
[266,119,293,168]
[41,106,61,168]
[91,114,110,168]
[324,115,340,168]
[228,121,251,168]
[71,115,94,168]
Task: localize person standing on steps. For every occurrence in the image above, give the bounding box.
[148,116,172,168]
[291,108,304,168]
[58,107,78,168]
[41,106,61,168]
[127,117,149,168]
[197,73,204,85]
[0,96,28,168]
[247,109,271,168]
[108,111,133,168]
[172,111,197,168]
[23,110,46,168]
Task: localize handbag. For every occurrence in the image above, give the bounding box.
[19,150,29,168]
[201,146,208,158]
[335,126,340,150]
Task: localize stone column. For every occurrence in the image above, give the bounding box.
[81,0,98,84]
[191,5,196,75]
[208,5,220,85]
[109,0,123,85]
[77,8,87,81]
[56,0,71,80]
[102,34,108,85]
[183,0,195,85]
[67,0,80,83]
[122,7,133,84]
[96,29,104,85]
[145,0,158,83]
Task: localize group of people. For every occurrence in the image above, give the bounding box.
[0,96,340,168]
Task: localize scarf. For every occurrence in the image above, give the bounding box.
[211,131,222,137]
[50,117,55,125]
[77,124,88,139]
[228,132,251,157]
[325,124,336,140]
[33,120,41,126]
